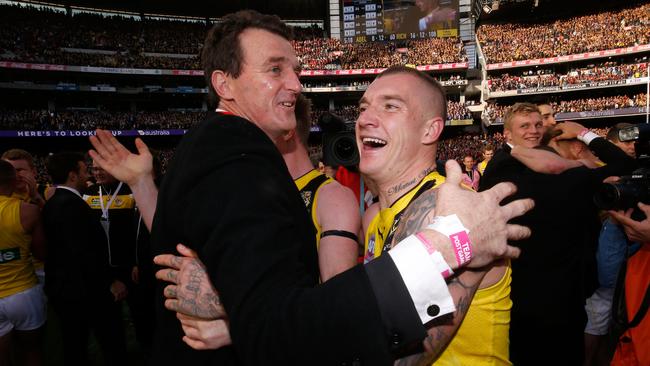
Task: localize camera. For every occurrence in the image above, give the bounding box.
[593,166,650,212]
[594,122,650,219]
[319,112,359,167]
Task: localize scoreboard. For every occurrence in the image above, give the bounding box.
[341,1,385,43]
[340,0,459,44]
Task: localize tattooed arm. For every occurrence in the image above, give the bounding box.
[391,189,487,366]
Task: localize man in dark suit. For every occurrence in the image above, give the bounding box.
[42,152,127,365]
[480,103,637,365]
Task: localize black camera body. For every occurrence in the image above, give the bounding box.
[319,112,359,167]
[594,122,650,220]
[594,166,650,212]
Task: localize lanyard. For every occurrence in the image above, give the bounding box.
[99,182,123,220]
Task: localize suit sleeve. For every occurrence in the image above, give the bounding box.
[182,153,448,365]
[588,137,638,174]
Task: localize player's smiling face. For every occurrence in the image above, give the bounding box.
[356,73,435,184]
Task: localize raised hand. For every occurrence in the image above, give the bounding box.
[89,129,153,187]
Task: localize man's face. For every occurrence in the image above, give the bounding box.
[482,149,494,162]
[538,104,556,127]
[4,159,35,192]
[614,140,636,158]
[463,156,474,170]
[91,163,117,185]
[224,28,301,140]
[505,112,543,148]
[356,73,437,182]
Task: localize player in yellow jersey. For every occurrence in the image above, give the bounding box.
[358,66,512,366]
[2,149,49,286]
[277,95,360,281]
[0,160,46,366]
[477,144,494,176]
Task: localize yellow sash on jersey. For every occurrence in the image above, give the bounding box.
[363,171,445,263]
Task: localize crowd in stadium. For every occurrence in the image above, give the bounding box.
[2,2,648,71]
[485,93,648,123]
[488,60,648,92]
[0,100,476,131]
[477,3,650,63]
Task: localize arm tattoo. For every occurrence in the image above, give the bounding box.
[392,189,438,243]
[389,189,483,365]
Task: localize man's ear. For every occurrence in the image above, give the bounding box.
[67,170,77,186]
[422,117,444,145]
[211,70,233,101]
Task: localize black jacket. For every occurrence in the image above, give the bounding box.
[43,188,113,302]
[150,112,428,366]
[479,138,637,365]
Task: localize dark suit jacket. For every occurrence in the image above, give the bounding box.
[150,112,427,366]
[479,139,637,365]
[42,188,113,302]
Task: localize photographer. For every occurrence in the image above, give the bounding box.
[608,204,649,366]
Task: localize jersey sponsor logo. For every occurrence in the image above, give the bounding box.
[364,234,376,264]
[0,247,21,263]
[300,191,312,208]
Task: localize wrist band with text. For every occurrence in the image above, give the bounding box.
[415,232,453,279]
[426,215,473,268]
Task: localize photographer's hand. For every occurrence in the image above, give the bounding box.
[609,202,650,243]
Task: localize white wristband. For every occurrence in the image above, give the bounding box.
[427,215,473,268]
[577,129,599,145]
[415,232,453,278]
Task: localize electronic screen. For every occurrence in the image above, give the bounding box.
[340,0,459,43]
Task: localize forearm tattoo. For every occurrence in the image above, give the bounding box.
[392,189,438,243]
[389,188,481,366]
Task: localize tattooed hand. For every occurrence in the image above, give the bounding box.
[154,244,226,320]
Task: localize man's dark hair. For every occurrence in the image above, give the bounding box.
[46,152,84,185]
[376,65,447,120]
[1,148,35,168]
[606,122,634,142]
[0,160,16,189]
[295,94,312,147]
[540,126,563,146]
[201,10,294,108]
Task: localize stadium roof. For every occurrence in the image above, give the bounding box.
[32,0,327,20]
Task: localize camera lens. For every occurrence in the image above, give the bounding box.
[330,133,359,166]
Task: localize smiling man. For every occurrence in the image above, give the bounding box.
[358,66,514,366]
